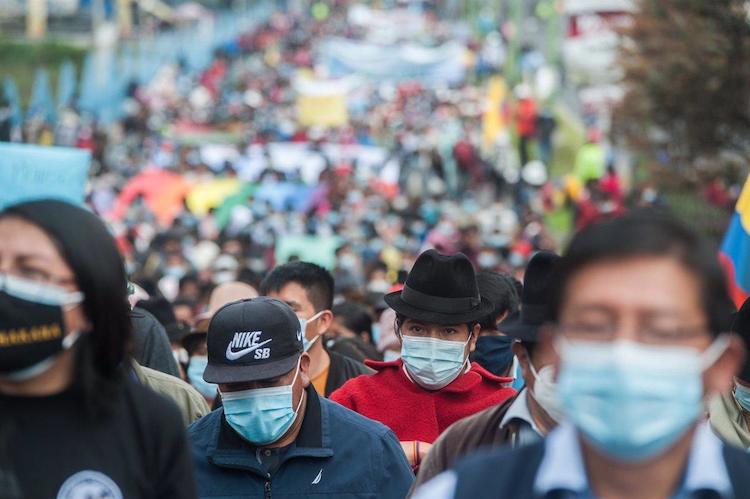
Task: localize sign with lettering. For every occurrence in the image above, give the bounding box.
[0,142,90,210]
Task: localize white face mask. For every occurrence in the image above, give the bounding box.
[401,335,471,390]
[298,311,325,352]
[528,362,564,423]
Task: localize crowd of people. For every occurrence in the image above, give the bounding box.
[3,2,750,499]
[4,199,750,499]
[1,4,662,320]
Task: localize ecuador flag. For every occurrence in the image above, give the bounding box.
[720,176,750,307]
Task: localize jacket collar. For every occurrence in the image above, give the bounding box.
[207,385,334,476]
[365,358,514,393]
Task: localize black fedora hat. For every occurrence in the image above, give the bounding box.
[384,249,493,324]
[500,251,560,341]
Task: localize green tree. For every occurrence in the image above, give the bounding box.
[613,0,750,184]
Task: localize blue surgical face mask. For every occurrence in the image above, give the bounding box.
[735,382,750,412]
[371,324,382,345]
[220,359,305,445]
[298,311,325,352]
[469,335,515,376]
[187,355,217,399]
[557,336,728,462]
[401,334,471,390]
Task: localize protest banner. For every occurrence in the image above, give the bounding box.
[0,142,90,210]
[275,234,341,269]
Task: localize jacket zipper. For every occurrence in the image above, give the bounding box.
[264,473,272,499]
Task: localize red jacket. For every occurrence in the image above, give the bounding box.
[330,359,516,444]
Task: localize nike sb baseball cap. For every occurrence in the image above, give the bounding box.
[203,297,303,384]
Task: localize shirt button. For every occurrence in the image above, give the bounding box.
[264,450,272,456]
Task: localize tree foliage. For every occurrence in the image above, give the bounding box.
[614,0,750,181]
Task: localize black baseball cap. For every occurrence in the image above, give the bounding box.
[203,297,303,384]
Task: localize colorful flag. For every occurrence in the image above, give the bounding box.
[720,175,750,307]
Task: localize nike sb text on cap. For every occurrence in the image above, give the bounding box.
[203,297,303,384]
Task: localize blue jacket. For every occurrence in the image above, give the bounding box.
[188,385,414,498]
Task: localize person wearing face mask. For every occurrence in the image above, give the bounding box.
[468,271,521,377]
[710,296,750,449]
[188,281,260,409]
[0,200,196,499]
[260,261,372,397]
[415,210,750,499]
[187,297,413,498]
[330,250,517,469]
[411,251,561,491]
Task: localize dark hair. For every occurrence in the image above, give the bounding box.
[518,340,536,359]
[551,209,734,335]
[2,200,131,410]
[172,297,196,309]
[135,295,177,328]
[394,313,476,335]
[332,302,374,344]
[476,272,521,330]
[260,261,334,311]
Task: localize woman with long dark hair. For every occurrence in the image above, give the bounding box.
[0,199,196,499]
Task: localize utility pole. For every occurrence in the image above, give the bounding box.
[92,0,105,36]
[117,0,133,38]
[26,0,48,40]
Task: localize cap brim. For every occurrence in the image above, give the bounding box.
[203,352,300,384]
[384,291,494,324]
[498,313,540,341]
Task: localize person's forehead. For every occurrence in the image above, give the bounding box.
[0,217,68,266]
[270,282,313,308]
[561,256,704,319]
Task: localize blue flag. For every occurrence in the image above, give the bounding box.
[3,78,23,127]
[57,59,77,110]
[28,68,55,122]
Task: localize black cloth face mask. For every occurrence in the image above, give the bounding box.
[0,274,83,380]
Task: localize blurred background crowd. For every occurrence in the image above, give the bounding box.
[1,0,747,365]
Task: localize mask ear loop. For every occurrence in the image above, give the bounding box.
[289,356,306,420]
[699,334,731,406]
[302,311,327,347]
[461,330,474,372]
[700,334,730,371]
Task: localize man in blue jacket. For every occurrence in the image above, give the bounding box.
[188,296,413,498]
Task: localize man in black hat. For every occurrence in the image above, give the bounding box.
[467,272,521,377]
[410,251,562,490]
[331,249,517,469]
[187,297,413,498]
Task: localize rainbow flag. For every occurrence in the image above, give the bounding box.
[720,176,750,307]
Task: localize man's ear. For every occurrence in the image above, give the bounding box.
[536,326,560,380]
[704,334,745,397]
[513,342,531,380]
[299,353,312,388]
[318,310,334,335]
[468,323,481,353]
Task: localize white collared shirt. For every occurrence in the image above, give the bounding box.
[413,421,732,499]
[500,389,542,434]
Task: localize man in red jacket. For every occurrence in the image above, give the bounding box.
[330,250,517,469]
